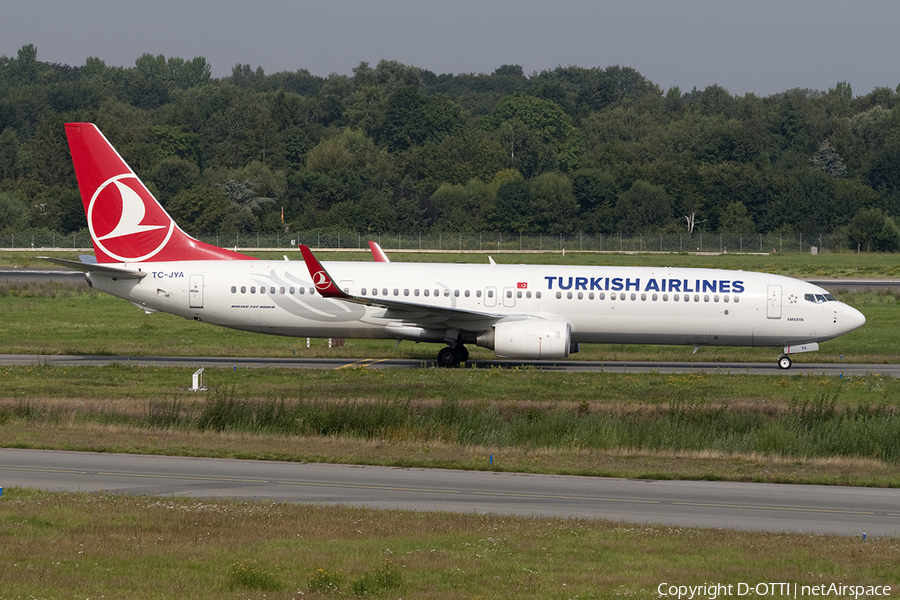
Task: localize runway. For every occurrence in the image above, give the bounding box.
[1,449,896,537]
[1,353,897,376]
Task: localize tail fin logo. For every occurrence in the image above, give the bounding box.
[88,174,174,262]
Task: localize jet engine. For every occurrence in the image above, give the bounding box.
[476,319,574,359]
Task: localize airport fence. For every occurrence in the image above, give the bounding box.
[4,230,839,254]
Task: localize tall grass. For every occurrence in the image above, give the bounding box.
[133,387,900,462]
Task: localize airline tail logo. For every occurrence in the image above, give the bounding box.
[312,271,331,290]
[88,174,174,262]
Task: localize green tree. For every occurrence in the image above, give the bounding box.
[718,201,756,234]
[615,180,673,234]
[488,178,532,232]
[530,172,578,233]
[483,95,580,175]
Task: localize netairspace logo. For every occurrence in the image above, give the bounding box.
[657,582,892,599]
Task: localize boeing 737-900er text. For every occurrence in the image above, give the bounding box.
[46,123,866,369]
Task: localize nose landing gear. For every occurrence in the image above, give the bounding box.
[777,354,792,370]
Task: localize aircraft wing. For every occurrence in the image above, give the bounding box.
[40,257,148,280]
[299,245,504,330]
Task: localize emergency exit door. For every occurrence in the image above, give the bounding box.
[766,285,781,319]
[189,274,204,308]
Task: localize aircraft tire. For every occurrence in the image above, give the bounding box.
[437,346,461,368]
[778,355,792,370]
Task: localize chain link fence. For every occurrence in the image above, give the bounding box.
[4,230,838,254]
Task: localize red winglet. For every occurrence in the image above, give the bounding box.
[368,240,390,262]
[299,245,349,298]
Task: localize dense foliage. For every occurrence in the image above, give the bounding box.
[2,45,900,250]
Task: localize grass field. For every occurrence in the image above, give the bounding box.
[1,488,895,600]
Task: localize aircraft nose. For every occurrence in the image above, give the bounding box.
[842,304,866,334]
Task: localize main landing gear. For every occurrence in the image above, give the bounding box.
[437,345,469,368]
[777,354,792,370]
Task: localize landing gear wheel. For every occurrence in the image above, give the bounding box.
[778,355,792,370]
[437,346,461,368]
[456,345,469,364]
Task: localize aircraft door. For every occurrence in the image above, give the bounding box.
[189,274,204,308]
[502,286,516,308]
[766,285,781,319]
[484,286,497,307]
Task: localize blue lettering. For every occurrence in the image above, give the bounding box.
[719,280,731,293]
[702,280,716,293]
[683,279,694,293]
[544,276,555,290]
[558,277,573,290]
[732,280,745,293]
[611,277,624,291]
[625,278,640,291]
[645,279,660,292]
[575,277,588,291]
[590,277,604,291]
[669,279,681,292]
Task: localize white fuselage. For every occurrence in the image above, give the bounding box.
[87,260,864,351]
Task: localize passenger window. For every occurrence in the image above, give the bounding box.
[714,295,719,302]
[724,295,729,303]
[298,287,304,295]
[506,290,512,298]
[444,290,450,297]
[240,286,246,294]
[280,287,285,294]
[424,289,429,297]
[630,293,636,301]
[250,286,256,293]
[651,294,657,301]
[556,291,562,299]
[567,292,573,299]
[382,288,388,296]
[454,290,460,297]
[641,293,646,301]
[611,293,617,300]
[269,287,275,294]
[361,288,367,295]
[704,295,709,302]
[734,296,740,303]
[535,292,541,299]
[231,286,236,293]
[588,292,594,300]
[599,292,605,300]
[527,291,532,299]
[464,290,470,297]
[662,294,668,301]
[393,289,399,296]
[517,291,522,298]
[414,289,419,296]
[404,289,409,296]
[487,290,494,298]
[674,294,679,302]
[476,290,482,298]
[290,287,295,294]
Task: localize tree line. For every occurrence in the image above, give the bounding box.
[2,44,900,251]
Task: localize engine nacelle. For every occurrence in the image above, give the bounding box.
[477,319,572,359]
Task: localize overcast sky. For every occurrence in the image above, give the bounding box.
[4,0,899,98]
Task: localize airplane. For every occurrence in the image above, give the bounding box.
[46,123,866,369]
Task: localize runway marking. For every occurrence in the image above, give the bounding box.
[336,359,389,369]
[0,466,88,474]
[471,491,659,504]
[97,472,268,484]
[672,501,876,516]
[277,480,461,494]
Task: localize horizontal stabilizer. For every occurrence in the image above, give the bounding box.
[40,257,147,280]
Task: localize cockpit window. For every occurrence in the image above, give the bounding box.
[824,294,836,302]
[806,293,836,304]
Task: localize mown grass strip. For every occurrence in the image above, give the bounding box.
[0,488,894,600]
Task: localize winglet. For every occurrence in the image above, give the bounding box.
[368,241,390,262]
[299,245,350,298]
